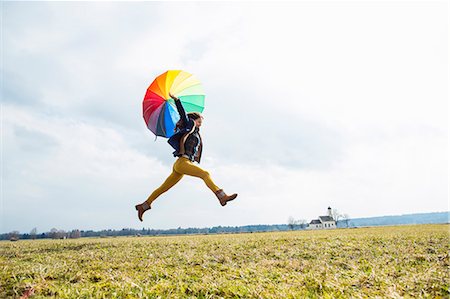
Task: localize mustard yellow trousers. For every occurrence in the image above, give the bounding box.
[146,157,220,205]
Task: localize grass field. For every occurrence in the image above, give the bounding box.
[1,224,449,298]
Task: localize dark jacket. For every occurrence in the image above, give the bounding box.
[167,99,203,163]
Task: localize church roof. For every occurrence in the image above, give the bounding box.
[319,216,334,222]
[309,219,321,224]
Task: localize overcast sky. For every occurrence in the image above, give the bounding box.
[1,1,448,234]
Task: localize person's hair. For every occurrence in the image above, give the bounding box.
[188,112,202,121]
[174,112,203,132]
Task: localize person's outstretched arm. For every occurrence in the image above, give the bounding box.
[170,93,188,124]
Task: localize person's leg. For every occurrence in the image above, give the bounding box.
[136,163,184,221]
[174,158,237,206]
[174,157,220,192]
[145,168,184,205]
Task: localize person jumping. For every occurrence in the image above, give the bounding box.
[135,93,237,221]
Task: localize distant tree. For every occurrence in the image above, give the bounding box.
[50,228,58,239]
[57,230,67,239]
[298,219,307,229]
[342,214,351,228]
[30,227,37,240]
[288,216,297,230]
[288,217,306,230]
[9,231,20,241]
[331,209,343,224]
[69,229,81,239]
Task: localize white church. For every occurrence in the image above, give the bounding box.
[307,207,337,230]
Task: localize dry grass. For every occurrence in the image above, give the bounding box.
[1,224,449,298]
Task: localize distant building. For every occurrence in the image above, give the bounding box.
[308,207,337,230]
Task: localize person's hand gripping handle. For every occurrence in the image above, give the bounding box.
[169,93,179,101]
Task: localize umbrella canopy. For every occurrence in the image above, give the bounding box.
[143,70,205,138]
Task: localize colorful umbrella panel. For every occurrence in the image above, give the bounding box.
[143,70,205,138]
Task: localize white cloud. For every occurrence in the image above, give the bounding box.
[1,1,448,233]
[2,105,168,232]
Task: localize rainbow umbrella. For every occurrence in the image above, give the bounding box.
[143,70,205,138]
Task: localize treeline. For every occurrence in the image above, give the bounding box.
[2,211,447,241]
[0,224,295,241]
